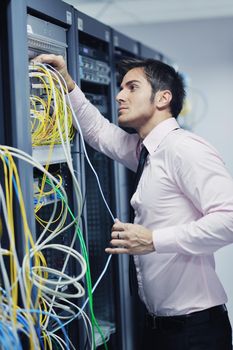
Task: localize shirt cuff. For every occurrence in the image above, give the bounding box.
[152,226,179,253]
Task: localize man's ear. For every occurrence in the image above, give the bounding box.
[155,90,172,109]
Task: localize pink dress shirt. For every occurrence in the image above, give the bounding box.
[69,85,233,316]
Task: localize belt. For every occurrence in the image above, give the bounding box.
[146,304,227,331]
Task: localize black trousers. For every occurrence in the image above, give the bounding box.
[142,305,232,350]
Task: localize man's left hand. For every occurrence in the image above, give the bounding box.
[105,219,155,255]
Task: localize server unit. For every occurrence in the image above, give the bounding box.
[112,30,140,97]
[75,10,119,350]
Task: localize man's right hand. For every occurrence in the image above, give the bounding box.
[31,54,75,92]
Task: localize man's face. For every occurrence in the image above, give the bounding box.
[116,67,156,130]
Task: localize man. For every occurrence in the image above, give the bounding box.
[34,54,233,349]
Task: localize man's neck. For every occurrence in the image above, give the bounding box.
[137,114,172,139]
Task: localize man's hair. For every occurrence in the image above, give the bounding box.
[118,58,186,118]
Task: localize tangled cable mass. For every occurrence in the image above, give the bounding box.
[0,63,115,349]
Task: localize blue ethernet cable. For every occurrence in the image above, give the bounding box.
[17,308,71,350]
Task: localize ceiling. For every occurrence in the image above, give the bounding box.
[63,0,233,26]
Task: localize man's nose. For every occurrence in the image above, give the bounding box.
[116,89,126,102]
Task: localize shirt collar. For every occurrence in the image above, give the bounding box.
[142,117,180,155]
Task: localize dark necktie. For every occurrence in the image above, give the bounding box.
[129,145,149,295]
[133,146,149,193]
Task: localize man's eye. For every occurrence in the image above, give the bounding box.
[130,85,137,91]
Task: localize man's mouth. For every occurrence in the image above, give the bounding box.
[118,107,128,113]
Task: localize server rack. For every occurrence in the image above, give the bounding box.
[139,42,163,61]
[0,2,39,348]
[75,11,120,349]
[26,1,84,348]
[0,0,85,348]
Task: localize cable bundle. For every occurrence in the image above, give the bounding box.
[0,146,87,349]
[29,65,75,146]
